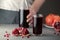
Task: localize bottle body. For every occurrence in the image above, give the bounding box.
[19,10,29,28]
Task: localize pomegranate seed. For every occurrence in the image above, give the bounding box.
[4,35,6,37]
[22,36,24,38]
[27,36,29,38]
[6,34,10,37]
[7,39,9,40]
[5,31,8,33]
[4,33,10,38]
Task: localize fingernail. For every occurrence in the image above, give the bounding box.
[27,20,28,22]
[26,16,28,18]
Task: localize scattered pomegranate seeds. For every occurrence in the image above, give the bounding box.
[4,31,11,40]
[4,33,10,38]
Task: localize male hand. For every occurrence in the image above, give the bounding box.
[26,9,36,25]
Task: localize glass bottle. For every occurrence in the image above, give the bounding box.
[19,0,29,28]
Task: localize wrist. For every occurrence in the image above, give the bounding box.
[29,7,37,15]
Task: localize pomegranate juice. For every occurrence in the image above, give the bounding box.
[19,10,29,28]
[33,14,43,34]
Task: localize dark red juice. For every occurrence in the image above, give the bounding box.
[19,10,29,28]
[33,14,43,34]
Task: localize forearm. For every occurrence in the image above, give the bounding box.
[30,0,45,13]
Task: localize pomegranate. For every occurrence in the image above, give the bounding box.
[45,13,60,27]
[21,28,29,35]
[54,22,60,35]
[52,15,60,26]
[12,27,30,38]
[12,28,19,36]
[54,22,60,29]
[45,14,55,26]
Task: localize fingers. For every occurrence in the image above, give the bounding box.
[27,17,32,22]
[27,13,32,19]
[29,20,33,25]
[27,16,33,25]
[26,9,36,25]
[26,12,33,25]
[27,9,36,19]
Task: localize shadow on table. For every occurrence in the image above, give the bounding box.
[30,33,60,37]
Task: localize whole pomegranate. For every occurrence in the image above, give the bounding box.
[45,14,55,26]
[45,13,60,27]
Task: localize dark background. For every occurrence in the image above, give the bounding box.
[0,0,60,24]
[38,0,60,16]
